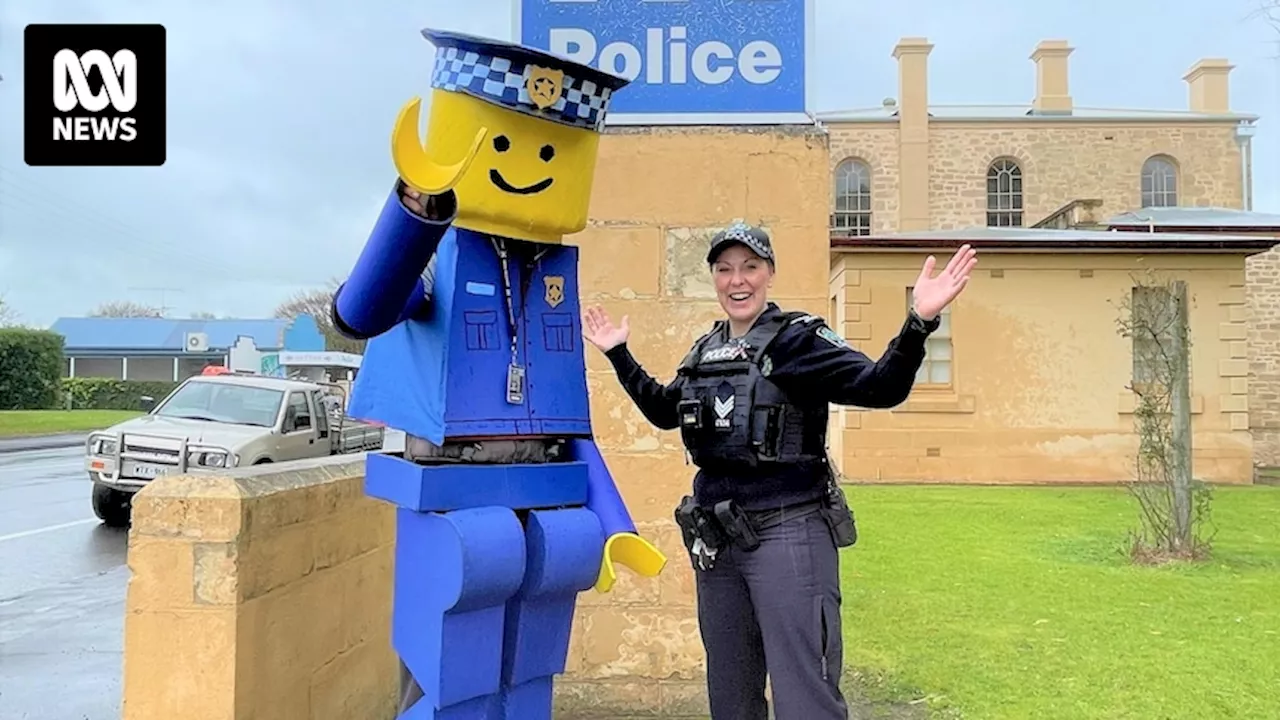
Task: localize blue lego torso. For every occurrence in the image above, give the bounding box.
[348,227,590,444]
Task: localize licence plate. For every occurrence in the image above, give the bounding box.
[122,460,172,479]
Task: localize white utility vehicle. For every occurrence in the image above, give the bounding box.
[85,372,384,527]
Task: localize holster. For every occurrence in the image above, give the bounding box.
[674,495,727,570]
[819,459,858,548]
[713,500,761,552]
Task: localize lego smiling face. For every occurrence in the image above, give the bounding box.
[419,88,602,244]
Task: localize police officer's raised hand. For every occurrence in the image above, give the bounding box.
[911,244,977,321]
[582,305,629,352]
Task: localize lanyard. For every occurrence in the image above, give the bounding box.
[489,237,548,405]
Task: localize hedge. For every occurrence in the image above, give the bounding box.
[0,328,64,410]
[61,378,180,411]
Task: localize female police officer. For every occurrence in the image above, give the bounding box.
[582,222,977,720]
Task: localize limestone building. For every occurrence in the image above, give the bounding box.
[819,38,1278,483]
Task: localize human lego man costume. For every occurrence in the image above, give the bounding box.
[331,29,666,720]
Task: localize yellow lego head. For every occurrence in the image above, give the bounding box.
[392,29,631,244]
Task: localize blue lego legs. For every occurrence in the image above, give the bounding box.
[394,505,524,720]
[500,507,604,717]
[392,502,604,720]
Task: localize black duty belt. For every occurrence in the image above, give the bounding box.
[742,498,824,532]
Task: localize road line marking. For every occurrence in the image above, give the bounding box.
[0,518,100,543]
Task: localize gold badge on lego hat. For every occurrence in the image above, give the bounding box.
[527,66,565,110]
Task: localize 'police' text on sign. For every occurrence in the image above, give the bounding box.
[515,0,812,124]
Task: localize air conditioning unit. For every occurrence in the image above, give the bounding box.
[184,332,209,353]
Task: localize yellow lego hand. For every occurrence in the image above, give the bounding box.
[594,531,667,594]
[391,97,487,195]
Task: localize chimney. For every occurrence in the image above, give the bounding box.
[892,37,932,126]
[1184,58,1233,114]
[892,37,933,231]
[1030,40,1073,114]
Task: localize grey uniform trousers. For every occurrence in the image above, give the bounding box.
[695,502,848,720]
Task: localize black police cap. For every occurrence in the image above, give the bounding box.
[706,222,776,266]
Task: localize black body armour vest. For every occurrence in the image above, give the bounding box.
[675,312,828,471]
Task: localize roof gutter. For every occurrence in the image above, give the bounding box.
[829,236,1279,253]
[1107,225,1280,235]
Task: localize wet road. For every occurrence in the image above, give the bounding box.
[0,445,126,720]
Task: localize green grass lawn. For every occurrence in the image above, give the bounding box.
[0,409,141,437]
[838,484,1280,720]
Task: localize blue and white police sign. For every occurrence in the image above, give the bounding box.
[513,0,813,125]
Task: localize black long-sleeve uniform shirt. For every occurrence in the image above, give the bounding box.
[604,303,938,510]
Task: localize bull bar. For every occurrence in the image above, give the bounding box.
[85,430,237,489]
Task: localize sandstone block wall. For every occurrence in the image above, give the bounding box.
[829,251,1256,484]
[121,457,399,720]
[1247,245,1280,469]
[827,120,1243,234]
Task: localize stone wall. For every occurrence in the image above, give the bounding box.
[924,122,1243,229]
[829,251,1256,484]
[1247,245,1280,469]
[827,126,902,234]
[121,457,399,720]
[825,120,1244,233]
[559,124,832,715]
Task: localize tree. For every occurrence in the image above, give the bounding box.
[274,277,366,354]
[1113,270,1214,563]
[0,295,17,327]
[89,300,165,318]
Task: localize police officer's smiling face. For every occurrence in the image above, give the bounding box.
[712,244,774,327]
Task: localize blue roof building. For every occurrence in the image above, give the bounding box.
[49,314,326,382]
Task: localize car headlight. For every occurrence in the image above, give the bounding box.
[95,439,118,456]
[187,451,229,467]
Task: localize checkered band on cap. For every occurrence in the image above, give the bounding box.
[714,222,774,261]
[430,45,613,131]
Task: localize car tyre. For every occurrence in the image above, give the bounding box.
[92,482,132,528]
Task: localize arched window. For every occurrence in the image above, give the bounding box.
[832,158,872,235]
[1141,156,1178,208]
[986,158,1023,227]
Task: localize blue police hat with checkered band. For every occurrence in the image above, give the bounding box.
[707,222,776,266]
[422,28,630,132]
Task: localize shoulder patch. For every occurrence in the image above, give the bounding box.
[815,325,849,349]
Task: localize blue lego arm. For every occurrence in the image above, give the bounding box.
[332,180,456,339]
[567,438,667,593]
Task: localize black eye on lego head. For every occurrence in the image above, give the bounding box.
[493,135,510,152]
[540,145,555,162]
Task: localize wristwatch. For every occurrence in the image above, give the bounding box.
[907,308,942,333]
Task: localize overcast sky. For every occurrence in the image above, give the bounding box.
[1,0,1277,328]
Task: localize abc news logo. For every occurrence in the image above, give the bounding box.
[54,48,139,142]
[24,23,166,167]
